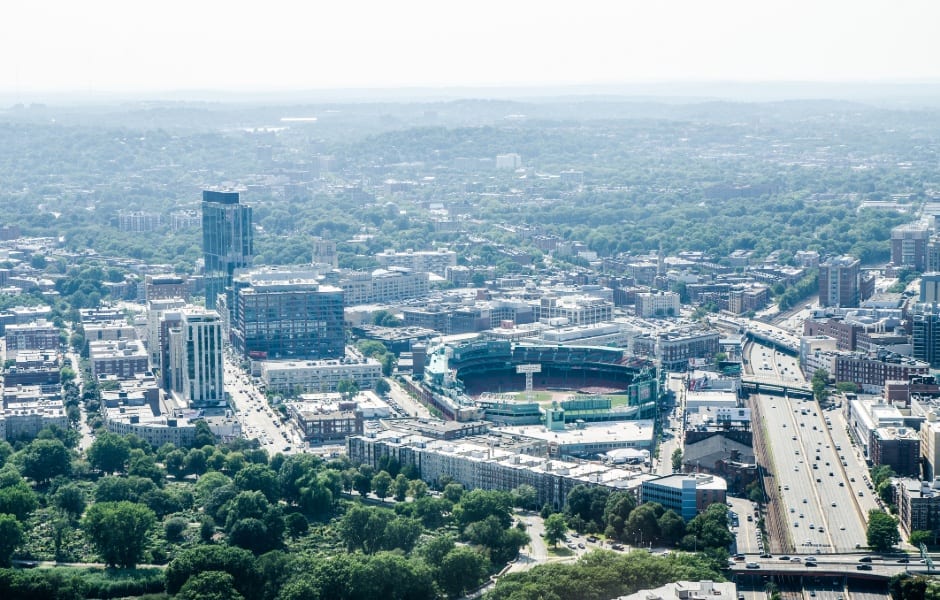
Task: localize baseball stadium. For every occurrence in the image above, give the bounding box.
[423,339,659,422]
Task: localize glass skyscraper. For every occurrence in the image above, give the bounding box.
[202,190,252,310]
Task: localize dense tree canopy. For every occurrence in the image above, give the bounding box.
[867,510,901,552]
[82,501,156,568]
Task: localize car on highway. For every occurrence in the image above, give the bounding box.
[745,562,760,569]
[856,564,872,571]
[858,556,872,563]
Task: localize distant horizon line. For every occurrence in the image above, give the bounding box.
[4,79,940,104]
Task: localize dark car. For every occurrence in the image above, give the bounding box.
[859,556,873,563]
[856,564,873,571]
[897,558,910,564]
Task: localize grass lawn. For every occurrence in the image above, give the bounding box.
[608,395,630,407]
[512,391,553,402]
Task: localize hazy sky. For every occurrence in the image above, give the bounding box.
[2,0,938,93]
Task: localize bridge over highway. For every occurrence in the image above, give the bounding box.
[741,375,813,399]
[727,556,925,582]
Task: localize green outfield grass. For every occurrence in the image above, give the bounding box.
[512,390,553,402]
[608,395,630,407]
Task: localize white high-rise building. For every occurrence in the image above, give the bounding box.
[169,307,224,408]
[495,153,522,170]
[636,291,681,318]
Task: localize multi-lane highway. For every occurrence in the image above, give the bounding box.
[746,342,881,554]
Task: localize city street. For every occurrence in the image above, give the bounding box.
[507,511,605,575]
[387,377,431,418]
[223,355,302,455]
[730,496,762,554]
[657,373,685,475]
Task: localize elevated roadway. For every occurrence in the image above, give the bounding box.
[727,554,925,582]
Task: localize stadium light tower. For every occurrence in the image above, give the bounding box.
[517,364,541,402]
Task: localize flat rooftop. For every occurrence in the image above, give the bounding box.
[495,419,655,447]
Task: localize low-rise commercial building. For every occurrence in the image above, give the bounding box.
[495,420,655,459]
[290,406,363,443]
[259,355,382,394]
[88,339,149,379]
[634,328,720,371]
[639,473,728,521]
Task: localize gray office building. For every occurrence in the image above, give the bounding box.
[231,269,345,360]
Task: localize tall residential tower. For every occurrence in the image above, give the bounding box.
[168,307,225,408]
[818,255,860,308]
[202,190,252,310]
